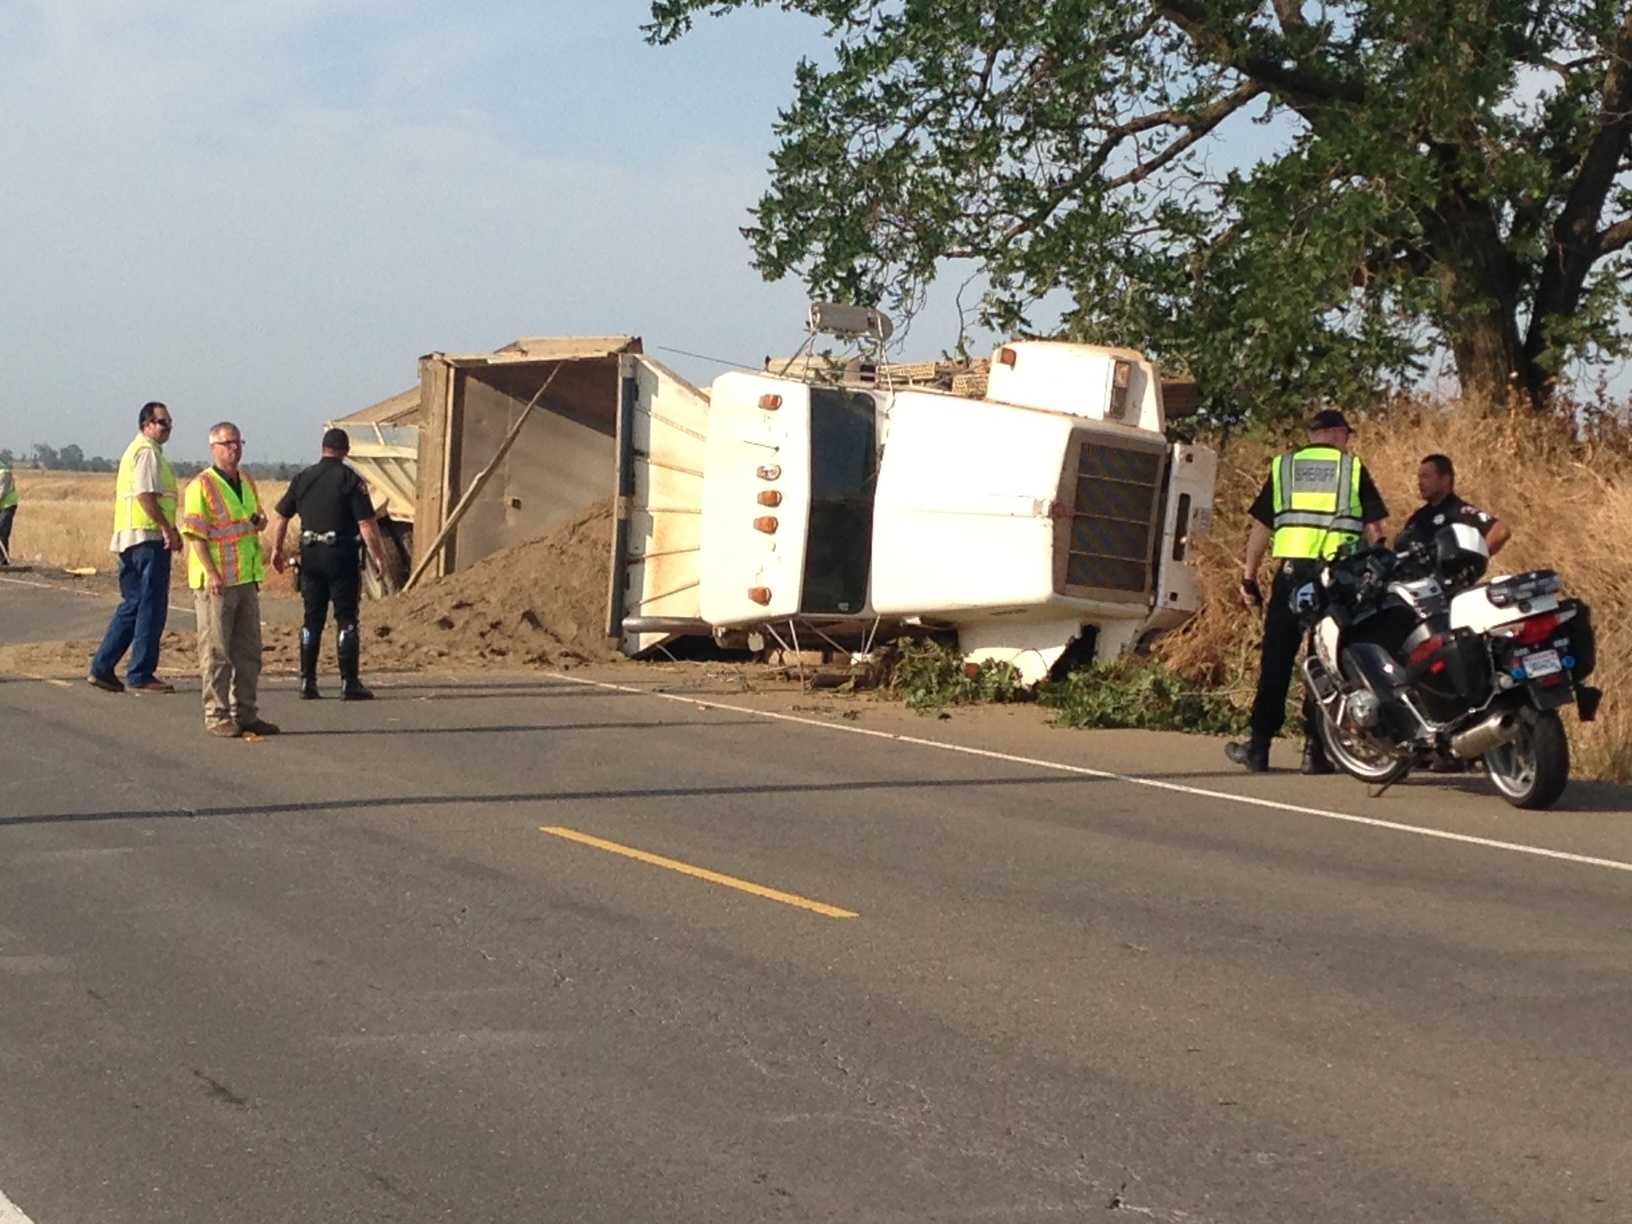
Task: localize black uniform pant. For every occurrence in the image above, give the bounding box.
[1248,563,1320,747]
[0,505,14,562]
[299,543,361,636]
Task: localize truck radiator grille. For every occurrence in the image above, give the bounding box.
[1065,443,1162,593]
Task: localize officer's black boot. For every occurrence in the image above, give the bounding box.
[298,628,321,700]
[337,624,373,701]
[1225,738,1270,772]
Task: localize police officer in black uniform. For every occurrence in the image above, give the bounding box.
[1225,410,1391,774]
[1394,453,1511,558]
[268,428,387,700]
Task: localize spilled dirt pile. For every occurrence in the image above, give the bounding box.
[361,501,623,671]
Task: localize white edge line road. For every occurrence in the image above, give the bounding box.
[0,573,195,618]
[544,671,1632,877]
[0,1188,36,1224]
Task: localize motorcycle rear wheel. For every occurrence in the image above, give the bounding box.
[1484,707,1570,810]
[1316,709,1412,785]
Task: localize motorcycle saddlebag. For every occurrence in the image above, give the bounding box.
[1560,599,1596,681]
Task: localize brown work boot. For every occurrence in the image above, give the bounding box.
[129,679,176,694]
[206,721,241,738]
[238,719,281,736]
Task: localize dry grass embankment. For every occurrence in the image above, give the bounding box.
[1158,402,1632,782]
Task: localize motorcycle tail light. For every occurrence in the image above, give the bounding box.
[1512,612,1559,646]
[1408,634,1446,666]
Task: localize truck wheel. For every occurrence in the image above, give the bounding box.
[363,519,413,600]
[1485,707,1570,810]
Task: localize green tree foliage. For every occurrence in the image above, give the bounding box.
[647,1,1632,420]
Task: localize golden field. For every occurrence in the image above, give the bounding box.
[7,469,291,588]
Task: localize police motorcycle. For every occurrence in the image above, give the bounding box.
[1295,524,1600,809]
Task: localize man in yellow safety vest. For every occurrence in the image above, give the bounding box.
[1225,409,1389,774]
[0,451,18,565]
[89,403,183,693]
[179,421,280,738]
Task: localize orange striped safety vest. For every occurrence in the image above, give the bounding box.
[181,468,265,589]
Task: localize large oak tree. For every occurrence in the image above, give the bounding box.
[647,1,1632,420]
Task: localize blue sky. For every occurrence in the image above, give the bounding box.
[0,1,921,462]
[1,3,1623,463]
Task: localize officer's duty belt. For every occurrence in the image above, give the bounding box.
[300,531,358,546]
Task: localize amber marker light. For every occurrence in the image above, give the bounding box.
[757,491,782,507]
[756,464,781,480]
[747,587,772,605]
[753,516,779,534]
[997,346,1017,367]
[758,393,783,410]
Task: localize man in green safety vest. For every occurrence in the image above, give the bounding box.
[0,451,18,565]
[1225,409,1390,774]
[89,403,182,693]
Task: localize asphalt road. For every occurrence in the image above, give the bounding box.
[2,585,1631,1222]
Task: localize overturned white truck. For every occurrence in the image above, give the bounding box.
[613,339,1217,683]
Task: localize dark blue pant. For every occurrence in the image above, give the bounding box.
[91,541,172,686]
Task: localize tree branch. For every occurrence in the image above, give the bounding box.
[1525,6,1632,360]
[997,82,1263,242]
[1600,216,1632,256]
[1157,0,1365,107]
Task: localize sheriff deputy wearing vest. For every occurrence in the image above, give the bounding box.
[179,421,280,739]
[1224,409,1389,774]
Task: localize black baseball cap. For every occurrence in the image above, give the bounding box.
[1308,409,1353,432]
[321,427,350,452]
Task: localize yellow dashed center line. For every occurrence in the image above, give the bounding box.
[540,826,858,919]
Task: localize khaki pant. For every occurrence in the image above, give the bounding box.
[195,582,261,729]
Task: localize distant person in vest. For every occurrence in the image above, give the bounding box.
[88,402,182,694]
[1224,409,1389,774]
[179,421,280,738]
[268,427,388,701]
[0,450,18,565]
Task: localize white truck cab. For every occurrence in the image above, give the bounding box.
[617,339,1215,682]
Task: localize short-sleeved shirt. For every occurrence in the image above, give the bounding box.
[109,443,170,554]
[1248,458,1389,528]
[1394,493,1496,552]
[275,457,375,537]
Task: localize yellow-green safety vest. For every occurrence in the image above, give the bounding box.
[0,459,17,511]
[113,435,178,533]
[1269,445,1365,559]
[181,468,265,589]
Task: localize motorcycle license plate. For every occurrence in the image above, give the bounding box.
[1523,649,1563,679]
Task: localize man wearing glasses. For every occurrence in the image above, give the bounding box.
[178,422,280,738]
[88,402,182,694]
